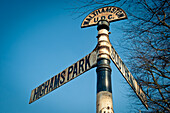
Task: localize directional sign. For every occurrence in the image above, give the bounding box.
[29,48,97,104]
[110,46,148,109]
[81,6,127,28]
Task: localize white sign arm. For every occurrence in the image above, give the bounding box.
[110,45,148,109]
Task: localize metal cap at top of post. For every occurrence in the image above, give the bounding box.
[97,20,110,31]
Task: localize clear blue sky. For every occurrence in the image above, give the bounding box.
[0,0,137,113]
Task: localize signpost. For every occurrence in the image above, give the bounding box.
[29,6,148,112]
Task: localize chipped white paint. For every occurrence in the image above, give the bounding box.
[97,91,114,113]
[97,29,111,60]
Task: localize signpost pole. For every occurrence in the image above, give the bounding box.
[96,20,114,113]
[30,6,148,111]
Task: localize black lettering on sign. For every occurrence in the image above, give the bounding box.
[111,8,117,13]
[79,58,84,73]
[39,86,42,97]
[106,7,112,12]
[116,10,124,18]
[115,52,118,65]
[108,14,112,19]
[44,80,50,94]
[119,60,122,70]
[111,49,115,59]
[83,21,89,25]
[36,86,42,99]
[85,54,91,70]
[94,17,99,22]
[121,62,125,75]
[95,9,101,15]
[125,67,130,79]
[138,86,141,95]
[49,77,54,92]
[116,55,120,68]
[129,75,135,89]
[41,83,45,96]
[86,18,91,22]
[117,13,124,18]
[67,65,73,81]
[140,92,146,101]
[54,73,60,89]
[89,15,93,19]
[72,63,77,78]
[33,88,38,101]
[116,9,120,13]
[60,71,65,84]
[91,12,96,17]
[39,85,42,97]
[89,12,96,19]
[101,16,106,20]
[39,84,43,97]
[101,8,105,13]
